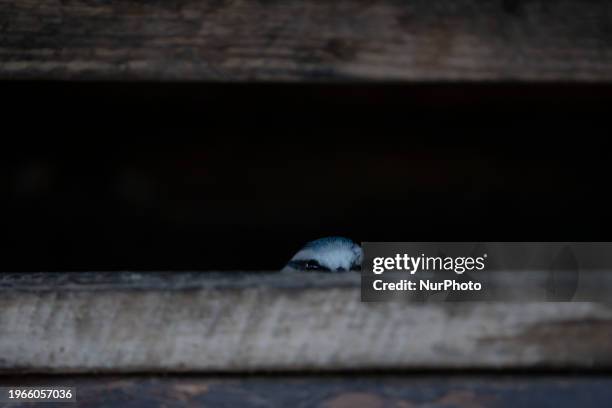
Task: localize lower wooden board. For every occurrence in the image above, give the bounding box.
[0,272,612,372]
[1,375,612,407]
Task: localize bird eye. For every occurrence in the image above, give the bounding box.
[287,259,331,272]
[305,260,322,270]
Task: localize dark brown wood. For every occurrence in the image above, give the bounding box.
[2,375,612,407]
[2,0,612,81]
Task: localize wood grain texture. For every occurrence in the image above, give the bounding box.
[3,375,612,407]
[2,0,612,81]
[0,272,612,373]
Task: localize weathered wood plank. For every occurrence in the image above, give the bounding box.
[0,272,611,373]
[2,375,612,407]
[2,0,612,81]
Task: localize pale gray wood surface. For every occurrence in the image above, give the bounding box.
[2,0,612,81]
[0,272,611,373]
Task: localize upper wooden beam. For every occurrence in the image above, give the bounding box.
[2,0,612,81]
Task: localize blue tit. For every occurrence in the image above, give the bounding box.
[282,237,362,273]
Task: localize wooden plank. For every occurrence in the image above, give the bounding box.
[2,0,612,81]
[0,272,612,373]
[2,375,612,407]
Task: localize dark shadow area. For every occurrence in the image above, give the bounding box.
[2,81,611,271]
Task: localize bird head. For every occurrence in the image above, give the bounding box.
[282,237,362,272]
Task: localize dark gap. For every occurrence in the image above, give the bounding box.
[2,81,611,271]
